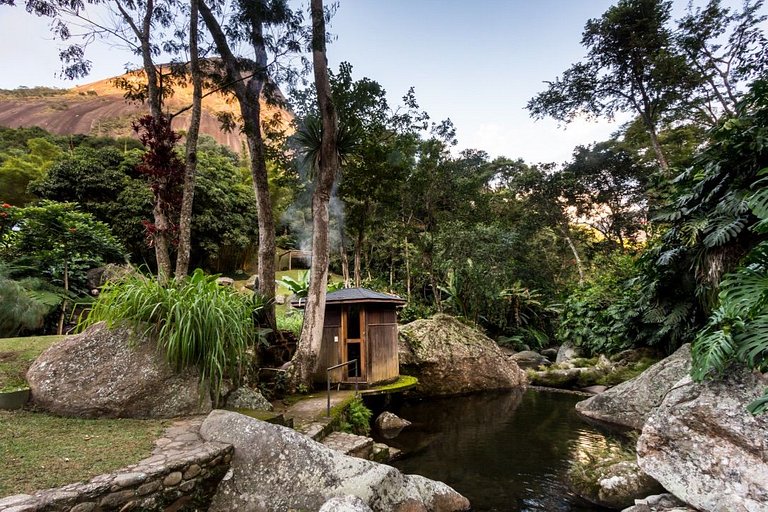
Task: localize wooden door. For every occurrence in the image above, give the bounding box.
[341,304,366,381]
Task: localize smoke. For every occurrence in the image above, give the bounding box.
[280,179,345,266]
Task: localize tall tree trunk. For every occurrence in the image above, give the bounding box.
[354,230,363,288]
[115,0,173,283]
[199,0,277,333]
[175,0,202,279]
[560,226,584,286]
[404,235,411,300]
[340,226,350,287]
[291,0,340,387]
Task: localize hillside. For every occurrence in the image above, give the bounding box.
[0,69,290,153]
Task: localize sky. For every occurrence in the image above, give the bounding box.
[0,1,745,164]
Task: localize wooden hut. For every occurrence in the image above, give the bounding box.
[294,288,406,386]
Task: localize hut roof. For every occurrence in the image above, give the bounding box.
[291,287,406,308]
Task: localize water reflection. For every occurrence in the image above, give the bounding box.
[379,389,611,512]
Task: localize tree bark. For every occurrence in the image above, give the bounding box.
[291,0,340,387]
[175,0,202,280]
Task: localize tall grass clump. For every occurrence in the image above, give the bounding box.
[81,269,257,398]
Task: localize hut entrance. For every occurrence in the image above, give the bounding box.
[342,305,365,381]
[292,287,405,386]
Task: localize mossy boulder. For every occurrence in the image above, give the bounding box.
[398,314,526,396]
[26,322,211,418]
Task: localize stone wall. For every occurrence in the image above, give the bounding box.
[0,418,232,512]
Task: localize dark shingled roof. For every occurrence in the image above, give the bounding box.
[292,287,406,307]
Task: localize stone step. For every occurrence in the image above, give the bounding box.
[320,431,374,460]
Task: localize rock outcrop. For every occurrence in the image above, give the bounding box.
[27,322,211,418]
[575,344,691,430]
[637,369,768,512]
[320,496,374,512]
[398,314,526,396]
[200,410,471,512]
[225,387,273,411]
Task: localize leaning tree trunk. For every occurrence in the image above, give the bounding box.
[291,0,340,387]
[175,0,203,279]
[198,0,277,333]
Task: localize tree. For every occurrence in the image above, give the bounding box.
[0,137,61,206]
[3,0,206,282]
[527,0,694,170]
[675,0,768,124]
[560,140,650,250]
[290,0,341,387]
[176,0,204,279]
[198,0,303,332]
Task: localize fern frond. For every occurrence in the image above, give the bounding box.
[691,328,735,381]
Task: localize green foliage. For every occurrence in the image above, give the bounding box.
[28,132,260,272]
[397,301,437,324]
[339,395,372,436]
[275,270,341,299]
[632,78,768,352]
[1,201,125,296]
[0,136,62,206]
[81,269,261,400]
[557,252,643,355]
[0,266,63,338]
[277,310,304,338]
[277,270,311,298]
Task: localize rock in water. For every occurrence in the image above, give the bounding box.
[375,411,411,439]
[200,410,471,512]
[594,461,664,509]
[575,344,691,430]
[225,386,273,411]
[510,350,551,369]
[637,369,768,512]
[398,314,526,396]
[27,322,211,418]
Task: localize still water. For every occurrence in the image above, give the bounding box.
[376,389,613,512]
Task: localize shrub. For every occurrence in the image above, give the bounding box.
[81,269,261,400]
[339,395,373,436]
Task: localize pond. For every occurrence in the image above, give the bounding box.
[372,389,615,512]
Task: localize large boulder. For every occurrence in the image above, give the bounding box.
[27,322,211,418]
[575,344,691,430]
[200,410,471,512]
[637,369,768,512]
[398,314,526,396]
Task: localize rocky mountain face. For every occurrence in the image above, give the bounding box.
[0,69,290,152]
